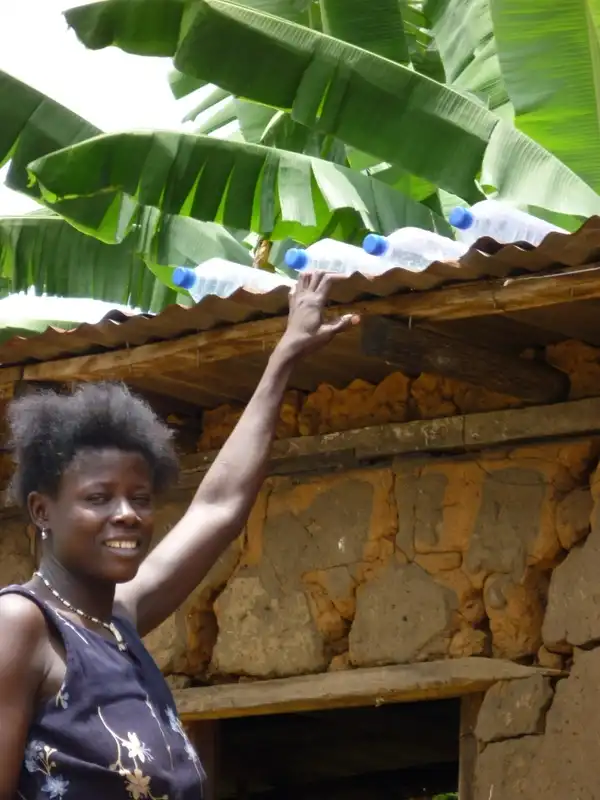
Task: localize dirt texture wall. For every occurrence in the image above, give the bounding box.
[140,437,596,682]
[472,456,600,799]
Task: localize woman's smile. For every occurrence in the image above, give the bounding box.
[102,537,143,557]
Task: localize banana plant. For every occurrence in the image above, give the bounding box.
[62,0,600,217]
[4,0,600,316]
[0,70,253,309]
[27,131,449,247]
[489,0,600,193]
[0,208,253,308]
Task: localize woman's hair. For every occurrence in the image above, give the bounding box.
[7,382,179,507]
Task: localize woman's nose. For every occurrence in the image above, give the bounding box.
[112,498,141,525]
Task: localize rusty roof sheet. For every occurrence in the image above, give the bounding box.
[2,216,600,368]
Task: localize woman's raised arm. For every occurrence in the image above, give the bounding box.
[117,272,359,636]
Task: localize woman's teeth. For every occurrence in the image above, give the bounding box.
[105,541,138,550]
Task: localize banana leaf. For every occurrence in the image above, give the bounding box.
[27,131,449,245]
[0,69,100,199]
[490,0,600,193]
[0,210,252,311]
[63,0,600,214]
[319,0,410,64]
[424,0,509,112]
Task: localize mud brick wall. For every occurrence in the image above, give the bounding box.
[198,372,521,451]
[474,655,600,799]
[137,438,597,681]
[471,454,600,799]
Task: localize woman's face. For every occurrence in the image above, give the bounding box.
[30,447,155,584]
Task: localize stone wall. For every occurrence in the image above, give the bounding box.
[142,437,597,680]
[472,455,600,799]
[474,653,600,798]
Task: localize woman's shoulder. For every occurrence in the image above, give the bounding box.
[0,589,51,647]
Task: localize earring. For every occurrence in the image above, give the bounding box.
[40,528,48,541]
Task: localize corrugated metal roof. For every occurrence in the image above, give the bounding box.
[2,217,600,368]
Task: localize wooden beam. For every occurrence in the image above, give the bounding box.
[385,264,600,323]
[174,396,600,491]
[5,265,600,384]
[458,693,483,800]
[19,317,288,383]
[173,658,562,721]
[361,316,568,404]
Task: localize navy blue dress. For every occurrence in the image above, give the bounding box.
[0,586,205,800]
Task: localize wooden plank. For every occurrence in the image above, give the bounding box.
[19,317,288,383]
[173,659,562,721]
[458,692,483,800]
[383,264,600,322]
[5,265,600,384]
[462,396,600,446]
[175,415,467,491]
[174,396,600,489]
[361,316,567,404]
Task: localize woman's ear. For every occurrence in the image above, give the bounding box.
[27,491,50,533]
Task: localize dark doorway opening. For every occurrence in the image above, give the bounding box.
[216,697,460,799]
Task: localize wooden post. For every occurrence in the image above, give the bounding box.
[458,692,484,800]
[186,720,220,800]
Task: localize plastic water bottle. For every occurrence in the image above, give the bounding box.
[285,239,387,276]
[363,227,467,270]
[172,258,294,302]
[449,200,567,246]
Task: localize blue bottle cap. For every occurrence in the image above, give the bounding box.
[172,266,196,290]
[448,207,475,230]
[363,233,389,256]
[285,248,310,270]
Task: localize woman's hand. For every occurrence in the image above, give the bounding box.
[277,271,360,361]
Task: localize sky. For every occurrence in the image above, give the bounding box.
[0,0,209,216]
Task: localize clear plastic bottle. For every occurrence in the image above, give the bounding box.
[362,227,466,270]
[172,258,294,302]
[285,239,387,276]
[449,200,567,246]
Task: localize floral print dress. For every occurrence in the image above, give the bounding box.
[0,586,205,800]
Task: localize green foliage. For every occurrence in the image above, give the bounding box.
[62,0,600,216]
[2,0,600,317]
[27,131,448,247]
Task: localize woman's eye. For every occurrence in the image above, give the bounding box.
[133,495,152,508]
[87,494,109,505]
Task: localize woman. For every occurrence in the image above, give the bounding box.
[0,273,358,800]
